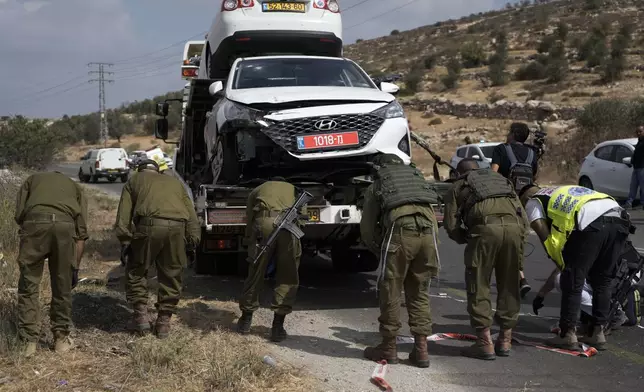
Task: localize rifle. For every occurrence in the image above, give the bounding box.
[606,241,644,331]
[409,131,456,181]
[247,190,314,265]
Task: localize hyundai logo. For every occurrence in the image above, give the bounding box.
[314,119,338,131]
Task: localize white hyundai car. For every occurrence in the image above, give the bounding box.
[202,0,343,79]
[202,55,408,184]
[578,138,638,199]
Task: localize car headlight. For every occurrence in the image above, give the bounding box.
[372,101,405,119]
[223,100,264,121]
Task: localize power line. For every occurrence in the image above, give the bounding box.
[111,31,207,65]
[345,0,423,30]
[342,0,374,12]
[88,63,114,146]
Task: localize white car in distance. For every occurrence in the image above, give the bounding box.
[202,0,343,79]
[449,142,501,177]
[578,138,638,200]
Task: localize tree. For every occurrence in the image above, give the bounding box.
[460,42,486,68]
[404,63,424,94]
[442,56,462,89]
[584,0,602,10]
[108,111,134,142]
[578,22,608,67]
[547,40,568,83]
[602,23,634,83]
[0,117,66,169]
[488,30,509,86]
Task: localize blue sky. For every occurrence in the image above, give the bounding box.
[0,0,509,118]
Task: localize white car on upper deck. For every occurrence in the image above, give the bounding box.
[201,0,343,79]
[202,55,409,184]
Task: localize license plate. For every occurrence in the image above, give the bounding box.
[307,208,320,222]
[210,225,245,235]
[296,132,359,150]
[262,2,305,12]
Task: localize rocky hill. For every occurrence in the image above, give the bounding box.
[341,0,644,181]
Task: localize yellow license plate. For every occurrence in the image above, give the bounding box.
[307,208,320,222]
[262,2,305,12]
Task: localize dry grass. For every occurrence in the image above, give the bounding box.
[0,173,314,392]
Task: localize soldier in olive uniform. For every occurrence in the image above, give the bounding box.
[14,171,88,356]
[237,177,305,342]
[360,154,440,368]
[443,158,528,360]
[114,158,200,339]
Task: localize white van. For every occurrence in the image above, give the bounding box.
[79,148,130,183]
[201,0,343,79]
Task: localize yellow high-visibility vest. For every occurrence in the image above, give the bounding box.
[532,185,614,270]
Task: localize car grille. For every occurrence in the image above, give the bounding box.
[261,114,385,154]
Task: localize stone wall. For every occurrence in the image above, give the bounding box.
[402,98,582,121]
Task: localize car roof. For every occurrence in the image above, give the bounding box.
[595,138,638,148]
[238,55,347,62]
[458,142,503,148]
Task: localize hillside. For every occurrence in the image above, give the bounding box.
[8,0,642,180]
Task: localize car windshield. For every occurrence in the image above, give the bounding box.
[232,58,375,89]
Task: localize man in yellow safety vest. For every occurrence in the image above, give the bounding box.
[518,185,631,352]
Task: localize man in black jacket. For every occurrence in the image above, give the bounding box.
[492,122,539,298]
[624,125,644,209]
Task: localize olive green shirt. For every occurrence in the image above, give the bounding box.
[443,178,530,244]
[114,170,201,246]
[244,181,307,239]
[360,184,437,255]
[14,171,89,241]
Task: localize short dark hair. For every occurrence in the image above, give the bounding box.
[457,158,479,174]
[510,122,530,143]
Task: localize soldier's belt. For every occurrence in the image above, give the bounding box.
[256,210,282,218]
[471,215,519,226]
[396,226,433,235]
[135,217,186,227]
[24,213,74,223]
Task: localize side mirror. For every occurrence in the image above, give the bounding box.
[209,81,224,97]
[155,118,169,140]
[156,102,169,117]
[622,156,632,166]
[380,82,400,95]
[472,154,481,160]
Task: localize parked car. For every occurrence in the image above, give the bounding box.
[448,142,502,178]
[578,138,638,200]
[128,150,174,170]
[79,148,130,183]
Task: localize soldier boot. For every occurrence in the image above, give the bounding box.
[130,304,152,334]
[461,327,496,360]
[154,311,172,339]
[53,332,74,353]
[579,325,606,351]
[495,328,512,357]
[237,311,253,335]
[545,327,580,351]
[270,313,287,342]
[408,335,430,368]
[364,336,399,364]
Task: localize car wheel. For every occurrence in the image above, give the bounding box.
[120,174,128,183]
[78,169,85,182]
[89,172,97,183]
[579,176,593,190]
[212,135,241,184]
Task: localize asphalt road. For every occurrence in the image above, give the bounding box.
[53,162,126,196]
[56,161,644,391]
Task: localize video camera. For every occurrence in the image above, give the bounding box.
[526,128,547,161]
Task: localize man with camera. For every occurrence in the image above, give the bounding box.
[491,122,540,298]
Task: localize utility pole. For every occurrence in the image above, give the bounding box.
[88,62,114,146]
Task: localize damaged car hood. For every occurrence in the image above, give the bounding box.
[226,86,395,105]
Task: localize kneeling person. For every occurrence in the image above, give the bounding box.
[444,159,528,360]
[361,154,440,368]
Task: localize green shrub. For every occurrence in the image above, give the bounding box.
[0,117,66,169]
[514,61,547,80]
[460,42,486,68]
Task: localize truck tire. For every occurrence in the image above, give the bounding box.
[331,247,379,273]
[120,174,129,183]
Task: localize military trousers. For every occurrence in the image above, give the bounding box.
[464,215,524,330]
[240,216,302,315]
[16,213,77,342]
[378,222,438,338]
[126,217,187,314]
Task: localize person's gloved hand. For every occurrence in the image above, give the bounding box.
[186,245,196,267]
[71,268,79,289]
[533,295,545,315]
[120,244,131,266]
